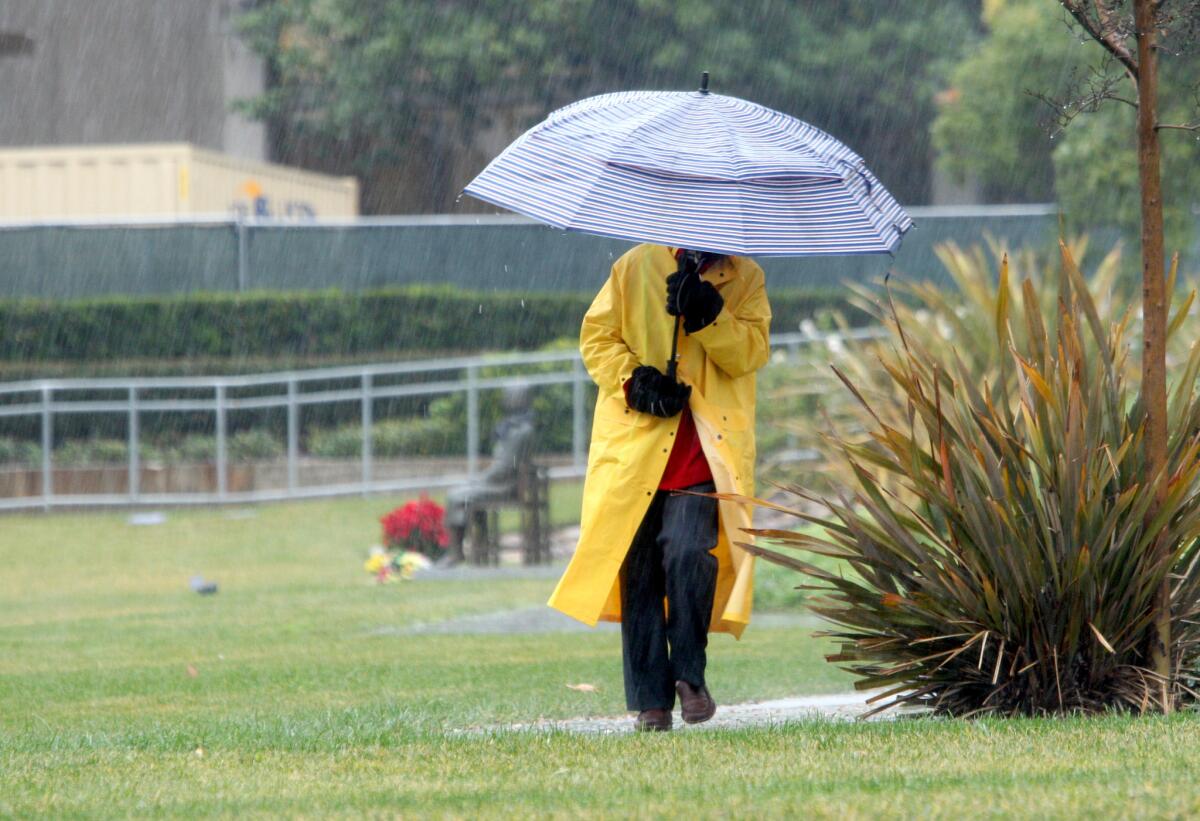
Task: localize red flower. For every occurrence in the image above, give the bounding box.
[381,495,448,557]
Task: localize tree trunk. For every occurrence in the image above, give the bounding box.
[1133,0,1171,712]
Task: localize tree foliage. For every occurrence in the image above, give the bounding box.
[237,0,977,211]
[933,0,1200,250]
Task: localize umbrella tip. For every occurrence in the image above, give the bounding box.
[699,71,710,94]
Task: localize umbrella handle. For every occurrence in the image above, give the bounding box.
[666,313,682,381]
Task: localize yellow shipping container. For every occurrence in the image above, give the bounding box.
[0,143,359,220]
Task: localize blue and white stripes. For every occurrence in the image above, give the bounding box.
[464,90,912,257]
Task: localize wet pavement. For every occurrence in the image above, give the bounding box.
[405,516,898,733]
[462,691,922,735]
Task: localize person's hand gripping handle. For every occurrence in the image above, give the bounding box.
[664,252,698,380]
[665,251,724,379]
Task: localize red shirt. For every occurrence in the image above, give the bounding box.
[622,379,713,490]
[658,406,713,490]
[627,246,717,491]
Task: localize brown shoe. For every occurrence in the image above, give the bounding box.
[634,708,672,732]
[675,681,716,724]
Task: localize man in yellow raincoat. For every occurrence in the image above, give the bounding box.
[548,243,770,731]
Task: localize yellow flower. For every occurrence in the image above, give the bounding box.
[364,549,390,575]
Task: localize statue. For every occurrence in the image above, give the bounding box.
[445,384,536,563]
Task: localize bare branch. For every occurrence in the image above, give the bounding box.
[1155,121,1200,132]
[1059,0,1140,77]
[1028,57,1135,137]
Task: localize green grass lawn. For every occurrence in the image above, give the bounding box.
[3,494,1200,818]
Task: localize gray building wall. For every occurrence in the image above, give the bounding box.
[0,0,266,160]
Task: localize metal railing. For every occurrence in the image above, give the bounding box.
[0,327,882,511]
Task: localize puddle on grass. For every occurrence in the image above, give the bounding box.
[128,511,168,526]
[456,691,926,735]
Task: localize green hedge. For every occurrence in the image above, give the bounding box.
[0,286,868,450]
[0,432,284,467]
[307,418,456,459]
[0,285,869,364]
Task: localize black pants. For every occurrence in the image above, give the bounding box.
[620,481,719,711]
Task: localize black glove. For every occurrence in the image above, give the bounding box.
[666,257,724,333]
[626,365,691,418]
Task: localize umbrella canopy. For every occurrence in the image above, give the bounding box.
[463,87,912,257]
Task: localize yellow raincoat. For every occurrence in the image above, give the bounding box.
[548,243,771,637]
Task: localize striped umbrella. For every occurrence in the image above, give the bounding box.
[463,77,912,258]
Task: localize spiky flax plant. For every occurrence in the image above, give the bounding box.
[745,242,1200,716]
